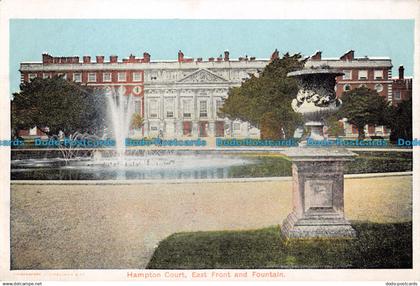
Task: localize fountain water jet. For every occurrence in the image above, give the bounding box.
[105,86,135,166]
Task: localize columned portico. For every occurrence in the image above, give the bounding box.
[143,68,260,139]
[208,121,215,137]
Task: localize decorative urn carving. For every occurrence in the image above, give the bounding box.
[287,67,344,142]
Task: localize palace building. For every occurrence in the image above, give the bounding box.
[392,65,412,106]
[306,50,394,138]
[19,50,395,139]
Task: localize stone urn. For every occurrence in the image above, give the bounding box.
[281,67,356,239]
[287,68,344,142]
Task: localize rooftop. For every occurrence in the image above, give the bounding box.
[20,50,394,70]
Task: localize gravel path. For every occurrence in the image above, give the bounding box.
[10,176,412,269]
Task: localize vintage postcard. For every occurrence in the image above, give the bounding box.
[0,0,419,285]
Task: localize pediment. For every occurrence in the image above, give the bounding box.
[177,69,228,83]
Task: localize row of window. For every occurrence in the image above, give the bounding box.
[28,71,143,83]
[350,125,389,135]
[343,83,384,92]
[342,69,385,80]
[27,69,384,83]
[148,100,224,119]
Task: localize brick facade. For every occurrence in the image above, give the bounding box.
[392,65,412,106]
[306,50,393,100]
[306,50,394,138]
[19,50,398,139]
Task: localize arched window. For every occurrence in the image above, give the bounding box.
[375,84,383,92]
[343,84,351,91]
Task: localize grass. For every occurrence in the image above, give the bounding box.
[345,151,412,174]
[146,222,412,269]
[229,155,292,177]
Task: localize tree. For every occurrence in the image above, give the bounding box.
[11,76,107,137]
[335,87,390,139]
[387,97,412,142]
[325,116,345,138]
[260,112,283,139]
[221,53,304,139]
[130,113,144,130]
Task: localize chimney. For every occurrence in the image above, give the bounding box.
[311,51,322,61]
[224,50,230,61]
[42,53,53,64]
[399,65,404,80]
[271,49,279,61]
[96,56,104,63]
[110,55,118,63]
[143,52,150,63]
[83,56,91,64]
[340,50,354,61]
[178,50,184,62]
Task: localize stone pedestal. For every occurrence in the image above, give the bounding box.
[281,148,357,239]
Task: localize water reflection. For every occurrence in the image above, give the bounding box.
[10,150,413,181]
[11,153,282,180]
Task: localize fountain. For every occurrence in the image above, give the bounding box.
[11,84,255,180]
[281,67,357,239]
[100,86,182,173]
[105,86,135,166]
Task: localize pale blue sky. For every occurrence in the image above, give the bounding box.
[10,19,414,93]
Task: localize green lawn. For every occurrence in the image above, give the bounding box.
[147,222,412,269]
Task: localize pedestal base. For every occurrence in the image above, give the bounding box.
[281,209,356,239]
[281,147,357,239]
